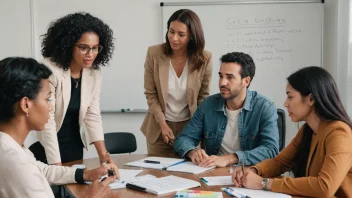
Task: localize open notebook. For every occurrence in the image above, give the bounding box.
[124,157,215,174]
[126,175,201,195]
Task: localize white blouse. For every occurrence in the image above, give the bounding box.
[165,60,190,122]
[0,132,77,197]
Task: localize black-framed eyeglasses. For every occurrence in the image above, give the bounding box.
[75,44,103,55]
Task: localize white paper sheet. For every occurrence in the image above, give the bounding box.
[124,157,185,170]
[85,169,146,189]
[129,175,201,195]
[167,161,215,174]
[223,187,292,198]
[201,176,233,186]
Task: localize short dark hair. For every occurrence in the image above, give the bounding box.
[288,66,352,177]
[220,52,256,87]
[41,12,114,70]
[162,9,208,71]
[0,57,52,123]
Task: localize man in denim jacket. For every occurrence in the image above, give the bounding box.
[174,52,279,167]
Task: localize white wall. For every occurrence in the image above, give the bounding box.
[1,0,350,159]
[323,0,350,108]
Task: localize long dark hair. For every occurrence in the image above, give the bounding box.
[288,66,352,177]
[162,9,209,71]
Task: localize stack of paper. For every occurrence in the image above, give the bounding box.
[200,176,233,186]
[127,175,201,195]
[175,190,223,198]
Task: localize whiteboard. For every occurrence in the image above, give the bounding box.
[162,1,323,145]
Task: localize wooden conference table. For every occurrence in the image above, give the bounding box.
[63,154,235,198]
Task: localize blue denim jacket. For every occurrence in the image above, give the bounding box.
[174,89,279,166]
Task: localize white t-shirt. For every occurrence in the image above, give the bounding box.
[218,108,242,155]
[165,60,190,122]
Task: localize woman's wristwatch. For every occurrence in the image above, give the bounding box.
[262,178,270,190]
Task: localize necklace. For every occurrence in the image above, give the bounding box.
[72,70,82,88]
[73,76,81,88]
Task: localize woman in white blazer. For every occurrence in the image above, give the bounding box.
[38,12,115,165]
[0,57,117,198]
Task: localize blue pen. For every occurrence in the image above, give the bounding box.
[162,160,187,170]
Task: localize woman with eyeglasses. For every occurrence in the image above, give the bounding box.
[38,12,115,165]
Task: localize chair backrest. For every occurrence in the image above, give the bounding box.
[277,108,286,151]
[28,141,47,163]
[104,132,137,154]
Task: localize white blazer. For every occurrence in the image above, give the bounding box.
[37,59,104,164]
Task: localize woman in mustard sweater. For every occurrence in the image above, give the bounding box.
[232,66,352,198]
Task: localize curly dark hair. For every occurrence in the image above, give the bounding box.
[0,57,52,123]
[220,52,256,87]
[41,12,114,70]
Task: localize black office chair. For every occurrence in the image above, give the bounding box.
[28,141,47,164]
[277,108,286,151]
[104,132,137,154]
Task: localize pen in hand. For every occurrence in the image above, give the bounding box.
[241,161,245,175]
[102,162,124,183]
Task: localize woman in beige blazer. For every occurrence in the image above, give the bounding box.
[232,67,352,198]
[0,57,117,198]
[141,9,213,154]
[37,12,115,165]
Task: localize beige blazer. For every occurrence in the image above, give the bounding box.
[37,59,104,164]
[0,132,76,198]
[254,121,352,198]
[140,44,212,144]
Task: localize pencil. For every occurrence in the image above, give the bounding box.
[241,161,244,175]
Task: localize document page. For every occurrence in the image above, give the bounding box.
[167,161,215,174]
[124,157,185,170]
[223,187,292,198]
[201,176,233,186]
